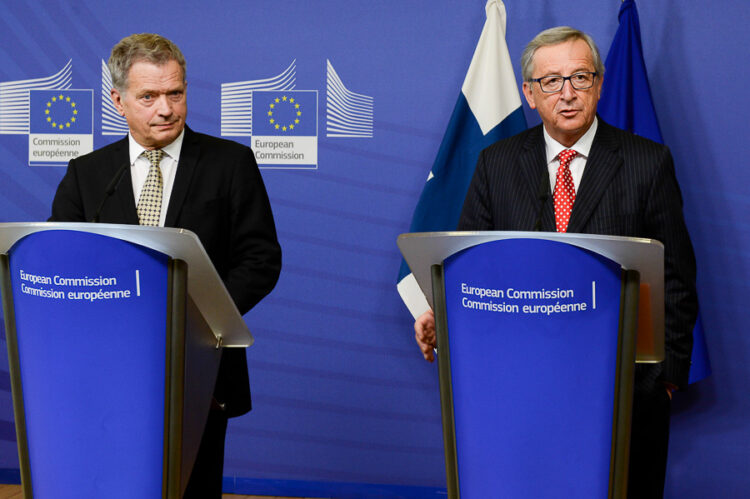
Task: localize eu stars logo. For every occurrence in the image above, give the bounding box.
[267,95,301,133]
[251,90,317,169]
[44,94,78,130]
[29,90,93,166]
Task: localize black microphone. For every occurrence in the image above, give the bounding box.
[533,167,550,231]
[91,162,130,223]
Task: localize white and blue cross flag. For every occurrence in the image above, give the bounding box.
[397,0,527,317]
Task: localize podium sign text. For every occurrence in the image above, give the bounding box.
[8,230,169,498]
[443,238,623,498]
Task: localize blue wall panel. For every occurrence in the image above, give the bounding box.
[0,0,748,497]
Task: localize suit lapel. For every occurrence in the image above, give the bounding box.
[567,120,622,233]
[519,126,555,231]
[110,138,139,224]
[165,126,199,227]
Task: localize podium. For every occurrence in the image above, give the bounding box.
[0,222,253,499]
[398,231,665,499]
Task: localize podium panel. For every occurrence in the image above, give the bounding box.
[398,231,664,362]
[439,239,629,498]
[6,230,169,498]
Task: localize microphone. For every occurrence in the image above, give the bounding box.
[91,162,130,223]
[533,167,550,231]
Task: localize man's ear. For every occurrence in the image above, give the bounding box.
[111,88,125,116]
[522,81,537,110]
[594,75,603,102]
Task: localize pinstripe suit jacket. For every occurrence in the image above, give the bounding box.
[458,119,697,391]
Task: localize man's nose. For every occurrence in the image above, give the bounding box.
[559,79,576,100]
[155,95,172,115]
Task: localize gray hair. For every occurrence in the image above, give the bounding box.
[521,26,604,81]
[108,33,186,92]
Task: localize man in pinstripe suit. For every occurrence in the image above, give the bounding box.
[415,27,697,498]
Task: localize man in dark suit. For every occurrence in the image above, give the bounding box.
[50,33,281,498]
[414,27,697,498]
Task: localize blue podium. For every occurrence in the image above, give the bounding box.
[0,223,253,499]
[398,232,664,499]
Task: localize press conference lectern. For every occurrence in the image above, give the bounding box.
[398,231,665,499]
[0,222,253,499]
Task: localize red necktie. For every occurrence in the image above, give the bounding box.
[553,149,578,233]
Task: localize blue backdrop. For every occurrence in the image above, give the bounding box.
[0,1,747,497]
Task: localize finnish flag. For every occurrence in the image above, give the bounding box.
[397,0,527,317]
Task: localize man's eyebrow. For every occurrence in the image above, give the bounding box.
[135,85,183,96]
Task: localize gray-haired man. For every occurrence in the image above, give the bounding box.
[51,33,282,498]
[415,27,697,498]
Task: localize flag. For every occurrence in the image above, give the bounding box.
[30,90,93,135]
[598,0,710,383]
[250,89,318,168]
[28,89,94,167]
[252,90,317,137]
[397,0,527,318]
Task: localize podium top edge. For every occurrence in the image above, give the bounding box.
[397,231,663,249]
[0,222,191,238]
[0,222,252,347]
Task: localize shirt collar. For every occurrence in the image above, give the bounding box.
[543,116,598,163]
[127,128,185,165]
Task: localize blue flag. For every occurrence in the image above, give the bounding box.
[397,0,527,317]
[598,0,710,384]
[252,90,317,137]
[30,90,93,135]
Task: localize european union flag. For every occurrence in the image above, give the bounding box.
[252,90,317,137]
[30,90,93,134]
[599,0,710,384]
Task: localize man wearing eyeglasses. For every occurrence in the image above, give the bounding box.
[414,26,697,498]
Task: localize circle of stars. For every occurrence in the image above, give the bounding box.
[267,95,301,132]
[45,94,78,130]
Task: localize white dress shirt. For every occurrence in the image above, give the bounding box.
[544,117,598,193]
[128,129,184,227]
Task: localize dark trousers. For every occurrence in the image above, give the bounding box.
[627,387,672,499]
[183,409,229,499]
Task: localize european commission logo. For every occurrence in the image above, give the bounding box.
[0,61,94,167]
[29,90,93,166]
[251,90,317,168]
[220,59,373,170]
[28,89,93,166]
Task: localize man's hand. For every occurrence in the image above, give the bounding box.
[414,309,437,362]
[664,382,678,400]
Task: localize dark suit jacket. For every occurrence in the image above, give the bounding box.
[50,126,282,417]
[458,119,697,391]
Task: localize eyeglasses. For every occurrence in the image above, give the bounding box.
[530,72,598,93]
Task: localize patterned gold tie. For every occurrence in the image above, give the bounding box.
[137,149,164,226]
